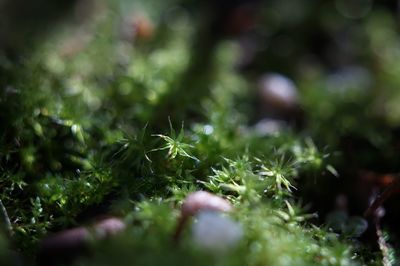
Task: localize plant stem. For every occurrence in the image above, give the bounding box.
[0,199,13,236]
[375,219,391,266]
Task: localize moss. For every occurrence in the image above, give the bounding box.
[1,0,400,265]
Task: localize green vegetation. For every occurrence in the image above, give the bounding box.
[1,0,400,265]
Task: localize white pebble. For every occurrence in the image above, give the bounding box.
[259,73,299,109]
[192,211,243,252]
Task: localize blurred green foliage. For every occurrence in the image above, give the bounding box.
[1,0,400,265]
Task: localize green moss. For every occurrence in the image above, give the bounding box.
[1,1,400,265]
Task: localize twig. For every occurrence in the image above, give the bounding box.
[364,178,398,266]
[375,220,391,266]
[172,215,188,244]
[0,199,13,236]
[364,179,400,218]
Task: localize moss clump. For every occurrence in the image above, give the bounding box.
[1,0,400,265]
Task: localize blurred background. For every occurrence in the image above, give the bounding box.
[2,0,400,260]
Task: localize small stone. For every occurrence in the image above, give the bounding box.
[94,217,126,238]
[173,191,232,242]
[38,217,125,265]
[325,66,372,94]
[182,191,232,217]
[344,216,368,237]
[40,227,90,252]
[192,211,243,251]
[254,118,287,136]
[258,73,299,111]
[133,15,154,40]
[121,13,154,42]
